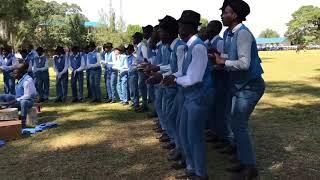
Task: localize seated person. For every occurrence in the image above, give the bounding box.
[0,63,37,128]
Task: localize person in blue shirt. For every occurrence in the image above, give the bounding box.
[25,44,38,78]
[206,20,234,149]
[102,42,117,103]
[0,63,37,128]
[132,32,149,112]
[69,46,85,102]
[53,46,69,102]
[126,44,140,111]
[87,42,102,103]
[33,47,49,102]
[163,10,211,179]
[0,46,17,95]
[114,46,129,105]
[82,45,92,99]
[213,0,265,178]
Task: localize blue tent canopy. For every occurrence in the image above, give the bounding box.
[256,37,288,44]
[84,21,98,27]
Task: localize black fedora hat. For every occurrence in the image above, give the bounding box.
[178,10,201,26]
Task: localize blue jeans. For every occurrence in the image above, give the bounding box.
[0,94,33,121]
[230,77,265,166]
[86,70,92,98]
[34,71,49,100]
[173,86,185,154]
[154,86,163,122]
[106,67,118,101]
[105,67,111,100]
[128,70,139,108]
[179,84,207,177]
[3,72,15,95]
[71,71,84,100]
[89,67,102,101]
[148,84,155,103]
[138,71,148,109]
[117,71,128,102]
[56,72,68,101]
[163,86,178,144]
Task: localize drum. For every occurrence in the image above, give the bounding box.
[0,108,19,121]
[26,107,38,127]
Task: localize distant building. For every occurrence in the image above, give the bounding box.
[256,37,291,51]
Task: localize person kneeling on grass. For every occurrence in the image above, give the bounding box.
[0,63,37,128]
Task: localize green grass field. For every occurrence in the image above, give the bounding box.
[0,50,320,180]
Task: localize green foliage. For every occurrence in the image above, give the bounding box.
[259,29,280,38]
[286,5,320,45]
[12,0,88,50]
[200,18,209,28]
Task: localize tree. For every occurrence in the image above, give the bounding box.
[200,18,209,28]
[285,5,320,45]
[259,29,280,38]
[68,14,88,48]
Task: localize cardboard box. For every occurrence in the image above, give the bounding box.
[0,120,22,141]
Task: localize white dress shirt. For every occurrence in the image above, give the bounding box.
[176,35,208,87]
[137,42,149,63]
[16,75,37,102]
[225,23,253,71]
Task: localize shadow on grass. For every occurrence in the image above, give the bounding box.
[266,81,320,98]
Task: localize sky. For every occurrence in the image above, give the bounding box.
[54,0,320,37]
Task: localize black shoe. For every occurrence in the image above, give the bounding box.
[122,102,129,106]
[155,128,164,133]
[72,99,78,103]
[159,135,170,142]
[137,107,148,113]
[226,164,244,173]
[162,142,175,150]
[171,160,186,170]
[167,151,182,161]
[106,99,112,103]
[111,100,117,103]
[90,99,97,103]
[55,98,62,103]
[241,165,258,180]
[174,169,194,179]
[156,132,167,139]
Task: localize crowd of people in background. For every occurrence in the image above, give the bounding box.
[0,0,266,179]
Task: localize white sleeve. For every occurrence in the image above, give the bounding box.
[173,45,186,77]
[76,56,85,72]
[16,80,36,101]
[141,45,149,61]
[217,40,224,54]
[225,30,252,71]
[176,44,208,87]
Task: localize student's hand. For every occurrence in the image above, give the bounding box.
[144,64,160,73]
[214,53,226,65]
[163,75,176,86]
[146,72,163,85]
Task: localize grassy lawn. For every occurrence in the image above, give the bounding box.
[0,50,320,179]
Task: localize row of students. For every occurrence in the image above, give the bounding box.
[137,0,265,179]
